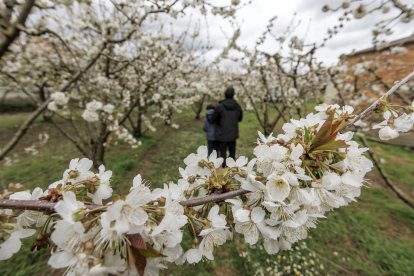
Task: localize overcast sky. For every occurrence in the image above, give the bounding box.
[173,0,414,67]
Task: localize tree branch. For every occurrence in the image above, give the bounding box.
[357,133,414,209]
[346,70,414,128]
[0,199,99,211]
[0,0,35,59]
[0,189,250,211]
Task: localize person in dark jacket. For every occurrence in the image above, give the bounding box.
[203,104,218,156]
[213,87,243,165]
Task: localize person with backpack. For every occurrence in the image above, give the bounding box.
[213,87,243,166]
[203,104,218,156]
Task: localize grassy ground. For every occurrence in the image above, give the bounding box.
[0,110,413,275]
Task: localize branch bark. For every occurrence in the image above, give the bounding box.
[0,199,99,211]
[0,190,250,211]
[0,0,35,59]
[346,70,414,128]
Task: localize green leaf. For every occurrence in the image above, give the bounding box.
[304,127,311,143]
[312,140,348,152]
[139,246,165,258]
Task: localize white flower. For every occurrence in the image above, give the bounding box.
[289,144,303,166]
[102,104,114,114]
[226,156,248,168]
[341,172,364,187]
[47,101,58,112]
[50,92,69,106]
[263,237,280,254]
[184,146,223,176]
[266,174,291,202]
[100,182,151,235]
[239,174,266,205]
[48,250,88,274]
[378,126,399,140]
[90,252,127,275]
[85,100,103,111]
[82,109,99,122]
[10,187,46,228]
[257,131,274,144]
[62,158,94,181]
[197,205,231,260]
[185,248,203,264]
[321,172,341,190]
[151,187,187,248]
[144,258,167,276]
[0,228,35,260]
[394,113,414,132]
[314,103,340,112]
[234,207,269,245]
[254,144,288,163]
[372,111,411,141]
[54,191,85,223]
[50,220,85,250]
[87,165,113,205]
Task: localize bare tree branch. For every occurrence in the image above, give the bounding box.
[358,133,414,209]
[0,0,35,59]
[0,199,99,211]
[345,70,414,128]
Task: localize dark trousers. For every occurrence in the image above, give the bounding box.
[217,141,236,167]
[207,140,218,156]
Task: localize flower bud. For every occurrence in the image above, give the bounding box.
[72,209,86,221]
[68,170,79,179]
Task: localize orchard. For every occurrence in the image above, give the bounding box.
[0,1,413,275]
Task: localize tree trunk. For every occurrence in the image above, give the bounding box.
[133,111,143,138]
[91,124,107,168]
[194,94,206,120]
[38,84,52,122]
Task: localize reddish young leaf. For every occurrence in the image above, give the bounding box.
[127,233,147,250]
[127,246,147,276]
[312,140,348,152]
[309,112,334,151]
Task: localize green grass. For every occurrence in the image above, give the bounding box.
[0,110,413,275]
[368,140,414,189]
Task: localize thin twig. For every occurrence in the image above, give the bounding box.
[0,189,250,211]
[346,70,414,128]
[0,0,35,59]
[357,133,414,209]
[0,199,99,211]
[180,189,249,207]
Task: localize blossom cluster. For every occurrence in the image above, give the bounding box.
[0,104,374,275]
[372,99,414,140]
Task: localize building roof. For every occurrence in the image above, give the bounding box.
[348,34,414,56]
